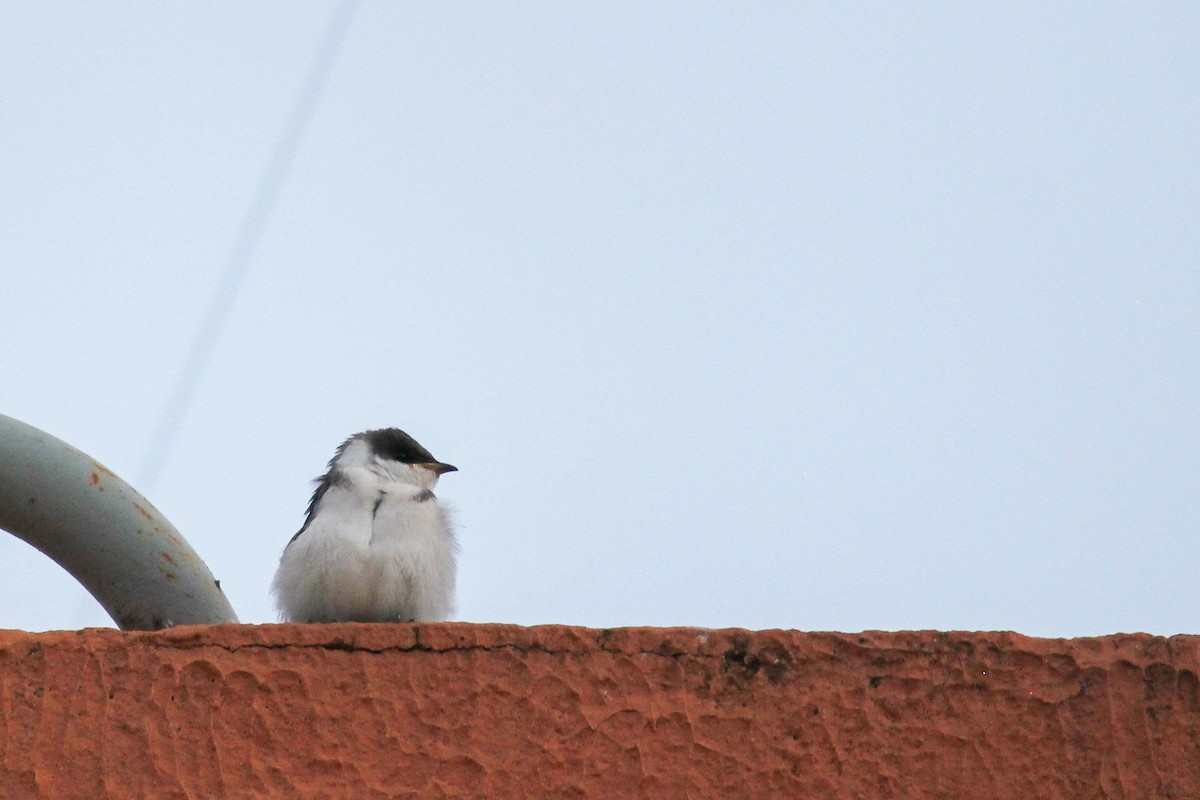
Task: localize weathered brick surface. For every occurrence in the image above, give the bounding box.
[0,624,1198,798]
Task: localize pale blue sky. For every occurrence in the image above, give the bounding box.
[1,3,1197,635]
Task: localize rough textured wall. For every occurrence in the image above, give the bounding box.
[0,624,1198,798]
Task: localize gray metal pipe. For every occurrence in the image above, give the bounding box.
[0,413,238,630]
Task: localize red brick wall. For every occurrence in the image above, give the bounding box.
[1,624,1197,798]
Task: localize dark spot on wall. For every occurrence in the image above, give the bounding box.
[722,639,792,684]
[1177,669,1199,711]
[1144,662,1176,701]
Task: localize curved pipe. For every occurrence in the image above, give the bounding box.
[0,414,238,630]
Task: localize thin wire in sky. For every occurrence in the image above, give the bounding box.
[138,0,360,493]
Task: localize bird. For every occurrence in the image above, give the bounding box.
[271,428,458,623]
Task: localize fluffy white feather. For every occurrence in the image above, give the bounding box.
[271,431,458,623]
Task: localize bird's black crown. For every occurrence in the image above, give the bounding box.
[360,428,437,465]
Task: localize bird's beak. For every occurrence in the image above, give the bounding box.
[425,462,458,475]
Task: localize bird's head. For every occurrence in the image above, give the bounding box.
[335,428,457,489]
